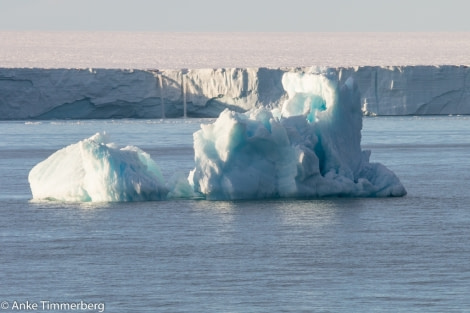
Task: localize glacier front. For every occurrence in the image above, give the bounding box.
[189,73,407,200]
[2,66,470,119]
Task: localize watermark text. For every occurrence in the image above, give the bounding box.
[1,300,105,312]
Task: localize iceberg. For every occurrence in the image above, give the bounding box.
[189,73,407,200]
[28,72,407,202]
[28,132,168,202]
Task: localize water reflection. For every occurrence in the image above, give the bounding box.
[192,198,372,226]
[188,198,376,250]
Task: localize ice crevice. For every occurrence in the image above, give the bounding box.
[28,72,407,202]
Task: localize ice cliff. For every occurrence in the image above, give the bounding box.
[2,66,470,119]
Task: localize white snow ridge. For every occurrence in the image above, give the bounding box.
[28,73,406,202]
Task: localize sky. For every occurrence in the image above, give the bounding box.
[0,0,468,31]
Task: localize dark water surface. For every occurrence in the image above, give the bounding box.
[1,117,469,312]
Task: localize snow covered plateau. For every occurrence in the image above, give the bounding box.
[1,65,470,119]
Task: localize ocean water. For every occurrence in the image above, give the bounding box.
[1,116,469,312]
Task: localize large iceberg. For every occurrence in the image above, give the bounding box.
[28,73,407,202]
[189,73,407,200]
[29,132,168,202]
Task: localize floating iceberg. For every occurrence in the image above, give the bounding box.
[189,73,407,200]
[28,72,406,202]
[28,132,168,202]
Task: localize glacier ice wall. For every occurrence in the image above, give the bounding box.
[0,67,285,119]
[28,132,168,202]
[189,73,407,200]
[0,68,161,119]
[2,66,470,119]
[338,66,470,115]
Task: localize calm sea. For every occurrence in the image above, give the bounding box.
[1,116,469,312]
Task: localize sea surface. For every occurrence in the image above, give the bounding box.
[1,116,469,312]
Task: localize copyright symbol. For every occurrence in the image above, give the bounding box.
[1,301,9,309]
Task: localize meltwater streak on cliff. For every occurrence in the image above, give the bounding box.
[2,66,470,119]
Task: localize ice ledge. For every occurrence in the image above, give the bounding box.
[1,65,470,119]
